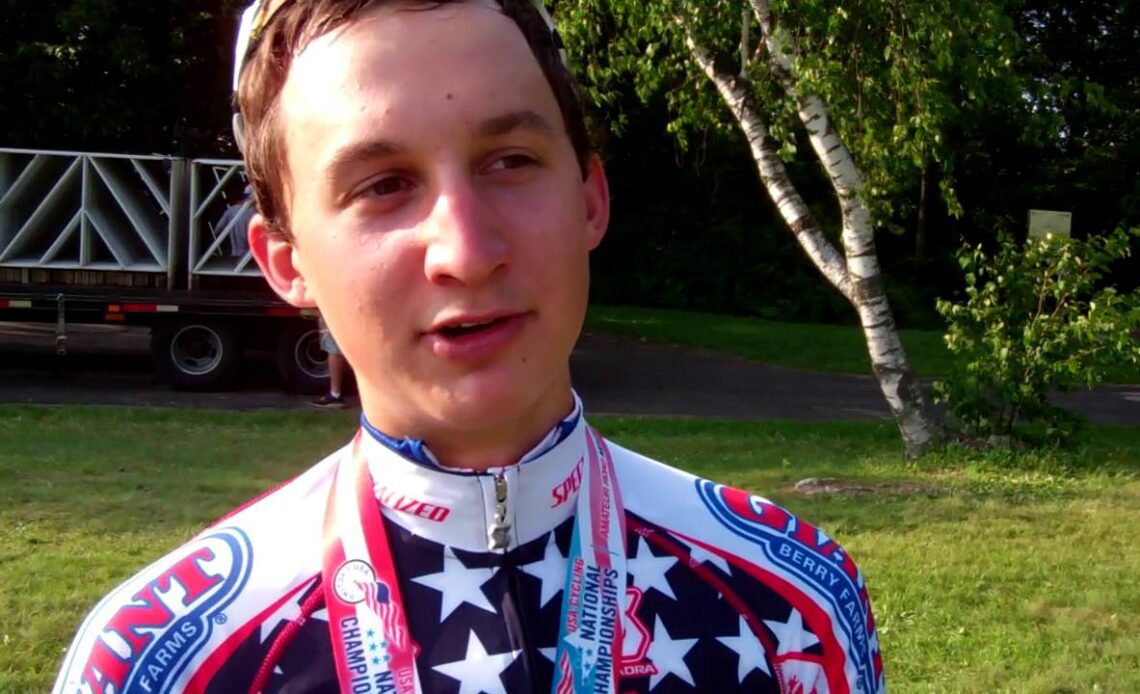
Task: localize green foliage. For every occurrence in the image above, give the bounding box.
[934,228,1140,441]
[952,1,1140,269]
[1014,0,1140,228]
[0,0,246,155]
[560,0,1023,228]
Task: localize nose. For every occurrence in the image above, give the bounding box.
[423,177,509,286]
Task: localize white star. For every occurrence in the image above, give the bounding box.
[647,615,698,690]
[432,630,520,694]
[259,589,306,642]
[628,536,677,600]
[764,608,820,656]
[412,546,497,622]
[716,616,771,682]
[538,646,557,663]
[674,535,733,575]
[519,535,565,608]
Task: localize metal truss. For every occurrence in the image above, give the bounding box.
[0,149,269,287]
[188,158,260,278]
[0,149,179,275]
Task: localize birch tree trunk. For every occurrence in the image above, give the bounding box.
[681,15,937,458]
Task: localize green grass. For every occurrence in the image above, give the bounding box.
[585,304,1140,383]
[3,406,1139,692]
[585,304,954,375]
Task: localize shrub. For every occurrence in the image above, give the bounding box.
[934,227,1140,442]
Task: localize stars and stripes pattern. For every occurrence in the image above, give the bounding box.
[206,510,858,693]
[556,651,574,694]
[357,578,408,651]
[55,411,882,694]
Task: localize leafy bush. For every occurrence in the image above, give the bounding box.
[934,227,1140,442]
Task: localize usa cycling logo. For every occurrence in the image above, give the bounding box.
[74,527,253,694]
[696,480,883,694]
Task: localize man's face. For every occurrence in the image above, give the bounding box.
[255,0,609,443]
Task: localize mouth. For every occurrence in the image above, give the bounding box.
[426,312,530,361]
[433,315,513,339]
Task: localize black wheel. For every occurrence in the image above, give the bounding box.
[152,320,243,391]
[275,320,329,394]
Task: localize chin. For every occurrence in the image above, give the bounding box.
[430,367,568,431]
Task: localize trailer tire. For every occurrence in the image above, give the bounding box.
[152,320,243,391]
[275,321,328,394]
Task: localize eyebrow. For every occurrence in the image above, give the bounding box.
[478,110,556,139]
[324,110,557,184]
[325,139,405,184]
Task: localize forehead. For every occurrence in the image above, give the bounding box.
[278,1,563,169]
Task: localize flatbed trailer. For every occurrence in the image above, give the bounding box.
[0,148,326,391]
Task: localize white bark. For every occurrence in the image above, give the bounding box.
[682,10,936,457]
[680,26,854,303]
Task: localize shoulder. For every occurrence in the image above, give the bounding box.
[52,448,344,694]
[606,439,860,581]
[606,438,886,694]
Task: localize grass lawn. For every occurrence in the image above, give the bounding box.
[585,304,1140,384]
[3,406,1139,692]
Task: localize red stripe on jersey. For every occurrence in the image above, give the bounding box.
[185,577,318,692]
[638,520,850,694]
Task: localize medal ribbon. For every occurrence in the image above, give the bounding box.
[551,428,627,694]
[322,426,627,694]
[322,433,419,694]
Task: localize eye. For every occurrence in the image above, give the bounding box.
[484,153,538,174]
[363,175,415,198]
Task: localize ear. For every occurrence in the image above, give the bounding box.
[249,214,317,308]
[582,154,610,251]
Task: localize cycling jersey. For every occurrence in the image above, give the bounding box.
[54,403,884,694]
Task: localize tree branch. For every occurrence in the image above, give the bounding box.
[674,16,854,301]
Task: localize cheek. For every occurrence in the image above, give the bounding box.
[368,249,430,321]
[515,192,589,254]
[310,235,412,315]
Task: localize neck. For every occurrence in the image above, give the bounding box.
[429,426,558,471]
[359,384,577,472]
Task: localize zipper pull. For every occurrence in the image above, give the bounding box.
[488,470,511,550]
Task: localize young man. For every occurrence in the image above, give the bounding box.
[54,2,884,693]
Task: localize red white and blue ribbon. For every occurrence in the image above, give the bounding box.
[551,428,627,694]
[322,434,419,694]
[322,427,628,694]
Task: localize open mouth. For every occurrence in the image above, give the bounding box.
[426,312,528,360]
[435,316,511,338]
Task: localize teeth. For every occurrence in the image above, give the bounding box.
[443,319,497,332]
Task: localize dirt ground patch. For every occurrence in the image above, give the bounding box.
[788,477,942,497]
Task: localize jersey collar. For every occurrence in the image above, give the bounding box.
[357,395,587,553]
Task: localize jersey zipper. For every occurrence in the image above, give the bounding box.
[503,550,544,691]
[488,469,512,550]
[486,468,543,691]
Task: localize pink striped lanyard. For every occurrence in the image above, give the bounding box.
[322,433,418,694]
[321,428,627,694]
[551,427,627,694]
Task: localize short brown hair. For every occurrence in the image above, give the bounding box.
[235,0,591,238]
